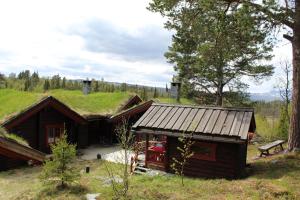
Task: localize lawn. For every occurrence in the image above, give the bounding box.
[0,145,299,200]
[0,89,133,121]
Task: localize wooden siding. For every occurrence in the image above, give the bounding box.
[167,137,246,178]
[7,106,80,153]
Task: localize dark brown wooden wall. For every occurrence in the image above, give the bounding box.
[0,155,26,171]
[7,106,79,153]
[166,137,247,179]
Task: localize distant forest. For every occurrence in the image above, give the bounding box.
[0,70,167,100]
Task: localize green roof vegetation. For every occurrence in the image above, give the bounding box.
[0,127,29,147]
[0,89,196,122]
[0,89,132,121]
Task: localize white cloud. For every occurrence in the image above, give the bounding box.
[0,0,293,91]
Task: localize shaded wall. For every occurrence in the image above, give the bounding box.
[7,106,80,153]
[167,137,247,179]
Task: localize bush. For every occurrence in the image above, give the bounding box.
[40,132,79,188]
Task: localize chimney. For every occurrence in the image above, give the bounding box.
[82,79,92,95]
[170,79,181,102]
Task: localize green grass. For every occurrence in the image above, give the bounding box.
[0,89,197,122]
[1,145,300,200]
[0,127,29,146]
[0,89,43,121]
[0,89,133,121]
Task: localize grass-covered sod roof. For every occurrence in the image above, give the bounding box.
[0,89,133,121]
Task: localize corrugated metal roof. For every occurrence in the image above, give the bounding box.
[132,103,255,141]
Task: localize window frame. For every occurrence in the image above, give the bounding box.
[191,141,217,161]
[45,123,64,146]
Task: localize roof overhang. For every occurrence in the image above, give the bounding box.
[0,136,46,163]
[133,129,246,144]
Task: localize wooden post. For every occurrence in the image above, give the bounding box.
[145,134,149,168]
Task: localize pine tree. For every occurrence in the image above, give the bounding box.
[43,79,50,91]
[40,132,79,188]
[94,81,99,92]
[141,87,148,101]
[153,87,158,98]
[62,77,66,89]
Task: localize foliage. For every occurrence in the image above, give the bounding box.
[278,106,290,140]
[43,79,50,91]
[40,132,79,188]
[140,86,148,101]
[153,87,158,98]
[171,132,194,186]
[105,119,134,199]
[149,0,275,105]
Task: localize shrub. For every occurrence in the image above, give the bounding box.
[40,132,79,188]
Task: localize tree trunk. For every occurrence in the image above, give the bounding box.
[216,85,223,106]
[288,0,300,151]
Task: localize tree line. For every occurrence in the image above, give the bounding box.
[0,70,167,100]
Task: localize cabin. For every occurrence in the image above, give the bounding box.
[131,103,256,179]
[0,94,151,170]
[2,96,87,153]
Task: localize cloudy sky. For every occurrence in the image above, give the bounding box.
[0,0,293,93]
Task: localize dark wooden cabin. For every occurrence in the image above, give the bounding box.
[2,96,88,153]
[131,103,256,179]
[0,94,151,171]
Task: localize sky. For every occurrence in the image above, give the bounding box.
[0,0,293,93]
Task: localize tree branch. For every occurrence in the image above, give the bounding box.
[283,34,293,42]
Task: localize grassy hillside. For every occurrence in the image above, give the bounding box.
[0,89,132,121]
[0,145,299,199]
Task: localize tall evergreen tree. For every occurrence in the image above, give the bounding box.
[43,79,50,91]
[149,0,300,151]
[61,77,66,89]
[149,1,274,106]
[153,87,159,98]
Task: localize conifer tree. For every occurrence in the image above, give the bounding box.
[40,132,79,188]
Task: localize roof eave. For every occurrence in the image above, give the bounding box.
[133,128,247,144]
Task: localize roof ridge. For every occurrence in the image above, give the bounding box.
[151,103,254,111]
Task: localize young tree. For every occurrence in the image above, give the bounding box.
[149,0,300,152]
[40,132,79,188]
[277,60,292,122]
[171,132,194,186]
[105,119,134,199]
[276,60,292,140]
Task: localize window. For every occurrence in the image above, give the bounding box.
[46,124,64,146]
[191,142,217,161]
